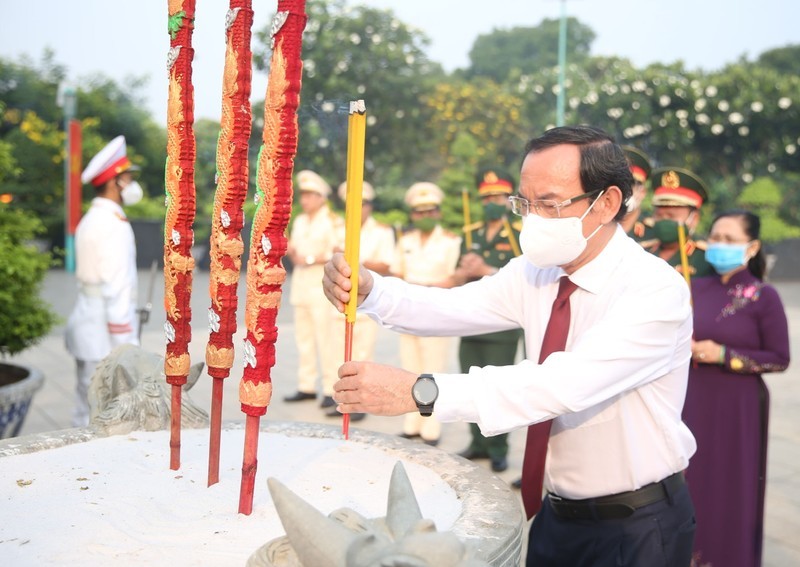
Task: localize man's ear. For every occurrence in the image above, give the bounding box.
[600,186,623,223]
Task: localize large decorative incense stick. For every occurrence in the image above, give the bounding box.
[342,100,366,440]
[205,0,254,487]
[238,0,307,515]
[164,0,197,471]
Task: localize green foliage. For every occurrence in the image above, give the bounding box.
[124,194,168,221]
[424,78,530,168]
[467,18,595,83]
[0,53,166,246]
[738,178,782,208]
[758,213,800,243]
[253,0,444,186]
[732,177,800,243]
[757,44,800,77]
[0,138,20,184]
[1,15,798,251]
[0,206,59,356]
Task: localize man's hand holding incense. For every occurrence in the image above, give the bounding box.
[333,361,417,416]
[322,252,374,313]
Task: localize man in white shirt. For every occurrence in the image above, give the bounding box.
[65,136,143,427]
[322,126,696,567]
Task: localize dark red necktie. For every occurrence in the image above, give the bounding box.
[521,276,578,519]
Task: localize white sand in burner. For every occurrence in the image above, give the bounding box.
[0,429,460,566]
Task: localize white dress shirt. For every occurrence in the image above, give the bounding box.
[360,226,696,499]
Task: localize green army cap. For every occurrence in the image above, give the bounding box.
[650,167,709,208]
[621,146,652,183]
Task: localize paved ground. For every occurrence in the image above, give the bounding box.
[8,269,800,566]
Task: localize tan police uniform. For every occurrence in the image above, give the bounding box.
[289,171,344,398]
[392,182,461,442]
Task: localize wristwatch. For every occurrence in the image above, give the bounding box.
[411,373,438,417]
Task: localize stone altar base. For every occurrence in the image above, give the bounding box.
[0,421,523,566]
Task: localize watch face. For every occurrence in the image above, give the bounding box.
[413,378,438,405]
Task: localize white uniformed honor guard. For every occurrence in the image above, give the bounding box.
[65,136,142,426]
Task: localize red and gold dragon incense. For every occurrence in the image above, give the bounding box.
[238,0,307,515]
[164,0,197,471]
[205,0,254,487]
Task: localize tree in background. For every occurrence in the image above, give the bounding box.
[0,52,165,245]
[1,16,798,242]
[736,177,800,243]
[254,0,443,192]
[424,77,530,169]
[465,18,595,84]
[757,44,800,77]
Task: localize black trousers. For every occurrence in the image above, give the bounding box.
[526,480,695,567]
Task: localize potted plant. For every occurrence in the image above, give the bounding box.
[0,205,59,438]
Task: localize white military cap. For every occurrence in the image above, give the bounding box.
[337,180,375,202]
[81,135,139,187]
[404,182,443,210]
[296,170,331,197]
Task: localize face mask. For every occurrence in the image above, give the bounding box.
[653,212,694,244]
[120,180,144,206]
[482,202,507,221]
[412,217,437,233]
[706,243,750,275]
[519,191,604,268]
[625,195,639,213]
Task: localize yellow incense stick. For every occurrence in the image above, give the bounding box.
[462,188,473,249]
[501,216,521,257]
[677,222,692,288]
[341,100,366,440]
[344,100,366,324]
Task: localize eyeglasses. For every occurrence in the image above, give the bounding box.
[508,189,604,218]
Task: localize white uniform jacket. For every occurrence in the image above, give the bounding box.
[65,198,138,361]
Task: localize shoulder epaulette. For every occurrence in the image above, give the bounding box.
[694,240,707,251]
[638,238,660,251]
[633,221,645,238]
[463,221,484,232]
[643,217,655,227]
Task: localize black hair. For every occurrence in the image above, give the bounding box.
[712,209,767,280]
[523,126,633,222]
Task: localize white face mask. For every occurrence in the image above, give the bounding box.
[519,191,604,268]
[120,180,143,206]
[625,194,639,213]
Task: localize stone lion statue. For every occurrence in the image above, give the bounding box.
[88,344,208,435]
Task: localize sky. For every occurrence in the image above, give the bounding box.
[1,0,798,125]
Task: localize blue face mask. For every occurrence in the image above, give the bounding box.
[705,242,750,274]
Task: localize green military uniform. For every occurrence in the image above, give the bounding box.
[639,232,713,277]
[639,167,715,278]
[458,169,523,468]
